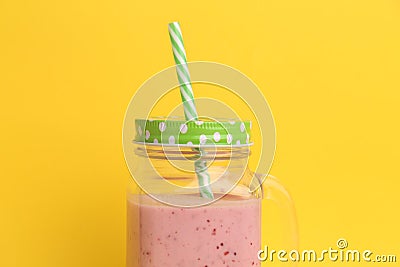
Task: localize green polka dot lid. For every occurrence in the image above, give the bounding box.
[134,118,252,146]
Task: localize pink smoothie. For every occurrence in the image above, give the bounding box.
[127,194,261,267]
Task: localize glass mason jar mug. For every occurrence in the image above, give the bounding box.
[126,118,297,267]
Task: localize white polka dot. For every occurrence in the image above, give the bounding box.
[145,130,150,140]
[199,134,207,145]
[187,141,193,146]
[229,120,235,125]
[240,122,245,132]
[168,136,175,144]
[213,132,221,142]
[159,122,166,132]
[227,134,232,144]
[138,126,142,136]
[180,124,188,134]
[195,120,204,125]
[153,138,158,144]
[236,140,241,145]
[249,121,252,129]
[246,134,250,144]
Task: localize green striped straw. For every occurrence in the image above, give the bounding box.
[168,22,214,199]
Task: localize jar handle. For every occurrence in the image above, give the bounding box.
[252,173,299,265]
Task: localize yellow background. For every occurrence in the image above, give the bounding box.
[1,0,399,266]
